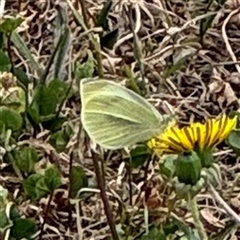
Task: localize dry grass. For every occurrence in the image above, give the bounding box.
[1,0,240,239]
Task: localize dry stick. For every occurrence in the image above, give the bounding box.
[39,192,54,240]
[77,0,104,78]
[91,150,119,240]
[208,183,240,225]
[222,8,240,74]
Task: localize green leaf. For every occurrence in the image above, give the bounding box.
[172,217,200,240]
[49,126,73,152]
[138,227,166,240]
[1,86,26,113]
[10,218,37,239]
[0,106,22,132]
[23,174,49,201]
[100,29,119,49]
[200,15,216,40]
[44,166,62,192]
[13,68,30,87]
[69,166,88,199]
[14,147,39,175]
[47,79,73,103]
[96,0,112,30]
[75,50,95,80]
[27,84,44,123]
[28,80,73,124]
[0,17,23,33]
[0,209,12,232]
[226,130,240,156]
[0,186,8,208]
[159,154,178,179]
[11,31,43,77]
[129,145,150,168]
[0,49,11,71]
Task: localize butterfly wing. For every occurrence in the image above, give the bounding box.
[80,79,169,149]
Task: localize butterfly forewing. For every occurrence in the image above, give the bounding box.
[80,79,169,149]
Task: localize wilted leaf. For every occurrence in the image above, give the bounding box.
[208,74,237,108]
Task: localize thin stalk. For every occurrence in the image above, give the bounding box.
[66,0,104,78]
[91,150,119,240]
[209,183,240,224]
[188,193,208,240]
[39,192,54,240]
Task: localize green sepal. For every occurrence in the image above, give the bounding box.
[197,148,213,168]
[175,151,202,185]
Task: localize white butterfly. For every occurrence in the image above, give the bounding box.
[80,79,172,149]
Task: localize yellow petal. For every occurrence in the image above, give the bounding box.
[218,115,237,142]
[208,116,223,147]
[191,122,206,148]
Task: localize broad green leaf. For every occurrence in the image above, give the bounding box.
[69,166,88,199]
[14,147,39,175]
[129,145,150,168]
[23,174,49,201]
[0,17,23,33]
[28,80,73,124]
[44,166,62,192]
[47,79,73,102]
[10,218,37,239]
[0,106,22,132]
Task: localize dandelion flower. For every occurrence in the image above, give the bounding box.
[148,114,237,156]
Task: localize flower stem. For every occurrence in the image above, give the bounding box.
[188,193,208,240]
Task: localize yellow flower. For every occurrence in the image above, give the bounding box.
[148,114,237,155]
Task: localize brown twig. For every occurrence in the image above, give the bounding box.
[39,192,54,240]
[91,150,119,240]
